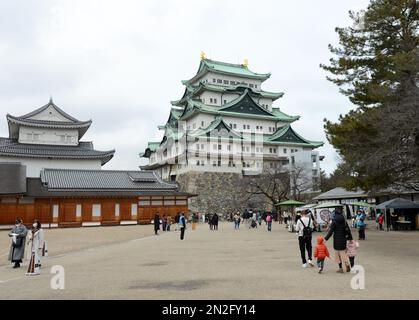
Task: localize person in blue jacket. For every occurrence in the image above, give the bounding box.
[356,210,367,240]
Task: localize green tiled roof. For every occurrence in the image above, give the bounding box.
[184,58,271,84]
[178,90,298,122]
[266,124,323,147]
[139,141,161,158]
[147,142,160,152]
[200,59,271,79]
[193,83,283,100]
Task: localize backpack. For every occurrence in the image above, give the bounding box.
[300,217,312,239]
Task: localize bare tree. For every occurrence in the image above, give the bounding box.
[244,165,316,212]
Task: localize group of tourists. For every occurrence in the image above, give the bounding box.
[230,210,274,231]
[7,218,48,276]
[153,212,186,240]
[296,209,359,274]
[207,213,219,230]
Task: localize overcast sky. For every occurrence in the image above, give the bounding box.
[0,0,370,174]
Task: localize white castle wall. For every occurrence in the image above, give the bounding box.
[0,157,102,177]
[18,127,79,146]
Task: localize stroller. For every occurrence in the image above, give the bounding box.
[250,218,257,229]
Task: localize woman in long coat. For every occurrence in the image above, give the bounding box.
[8,218,28,268]
[324,211,352,273]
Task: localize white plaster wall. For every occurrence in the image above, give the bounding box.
[0,157,102,177]
[255,97,273,111]
[19,127,79,146]
[29,104,72,122]
[198,72,262,90]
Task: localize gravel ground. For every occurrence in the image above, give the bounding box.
[0,222,418,299]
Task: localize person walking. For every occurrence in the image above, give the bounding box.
[162,215,167,232]
[314,236,330,273]
[8,218,28,269]
[154,213,161,235]
[377,214,384,231]
[257,211,262,226]
[167,215,172,231]
[346,239,359,272]
[179,212,186,240]
[295,210,314,268]
[212,213,219,231]
[234,212,241,230]
[266,213,273,231]
[324,210,352,273]
[356,210,366,240]
[26,220,44,276]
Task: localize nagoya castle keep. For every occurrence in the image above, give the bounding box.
[141,55,324,214]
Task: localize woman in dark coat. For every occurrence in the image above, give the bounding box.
[154,213,161,235]
[324,211,352,273]
[212,213,219,230]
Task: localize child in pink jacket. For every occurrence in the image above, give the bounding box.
[346,239,359,271]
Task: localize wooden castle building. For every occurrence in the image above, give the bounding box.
[0,100,193,228]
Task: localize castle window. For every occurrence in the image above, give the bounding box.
[230,81,235,85]
[224,100,227,104]
[217,79,222,83]
[283,148,287,154]
[210,98,213,103]
[201,121,204,127]
[255,84,257,88]
[214,98,217,104]
[223,80,228,84]
[213,79,216,83]
[249,84,254,88]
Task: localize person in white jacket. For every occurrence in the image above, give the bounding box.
[295,211,315,268]
[26,220,47,276]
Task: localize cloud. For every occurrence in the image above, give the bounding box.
[0,0,370,174]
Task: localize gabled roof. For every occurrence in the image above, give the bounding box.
[219,89,276,117]
[266,125,323,148]
[183,58,271,85]
[177,90,298,122]
[0,137,115,165]
[7,99,92,139]
[19,98,82,122]
[189,116,243,140]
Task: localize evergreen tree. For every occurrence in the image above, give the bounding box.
[321,0,419,191]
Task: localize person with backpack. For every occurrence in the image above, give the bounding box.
[324,209,353,273]
[295,210,314,268]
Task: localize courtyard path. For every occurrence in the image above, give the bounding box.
[0,222,418,299]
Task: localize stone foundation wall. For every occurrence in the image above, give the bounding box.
[177,171,271,217]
